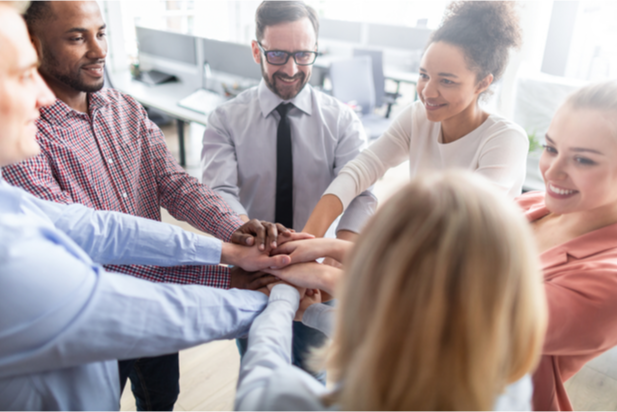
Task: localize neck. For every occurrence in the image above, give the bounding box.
[41,72,89,114]
[440,100,488,144]
[547,203,617,239]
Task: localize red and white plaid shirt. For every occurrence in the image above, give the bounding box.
[3,88,243,288]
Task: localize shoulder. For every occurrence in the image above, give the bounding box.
[515,191,545,212]
[207,86,260,125]
[483,114,528,143]
[97,88,148,119]
[311,88,358,120]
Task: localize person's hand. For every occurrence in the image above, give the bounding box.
[221,243,291,272]
[230,266,278,290]
[271,238,332,264]
[295,289,322,321]
[230,219,290,253]
[263,261,341,296]
[276,230,315,247]
[322,257,343,269]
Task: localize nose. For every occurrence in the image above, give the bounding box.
[86,36,107,60]
[34,70,56,108]
[422,78,439,99]
[279,56,299,77]
[541,151,567,183]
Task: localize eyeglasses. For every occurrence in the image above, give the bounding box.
[257,42,319,66]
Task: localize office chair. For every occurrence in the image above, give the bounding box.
[353,48,400,118]
[329,55,393,141]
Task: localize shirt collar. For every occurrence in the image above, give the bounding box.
[524,195,617,268]
[257,79,313,117]
[40,89,112,125]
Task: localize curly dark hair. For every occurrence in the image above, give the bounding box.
[430,1,522,83]
[23,1,52,34]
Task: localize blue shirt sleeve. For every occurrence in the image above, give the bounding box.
[0,222,267,379]
[20,182,223,266]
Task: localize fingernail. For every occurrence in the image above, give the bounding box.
[272,241,277,248]
[259,244,265,250]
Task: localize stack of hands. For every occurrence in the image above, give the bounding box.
[223,219,352,319]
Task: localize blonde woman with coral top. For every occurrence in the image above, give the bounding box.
[235,172,547,411]
[516,80,617,411]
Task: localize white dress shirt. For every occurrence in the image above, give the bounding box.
[201,80,377,233]
[0,174,267,410]
[235,284,533,411]
[325,99,529,208]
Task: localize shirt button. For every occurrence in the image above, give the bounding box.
[108,159,113,164]
[122,193,128,198]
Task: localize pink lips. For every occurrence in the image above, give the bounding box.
[424,100,446,111]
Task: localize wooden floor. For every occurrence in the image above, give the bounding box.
[120,121,617,411]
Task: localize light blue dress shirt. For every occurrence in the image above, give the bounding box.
[0,174,268,410]
[201,80,377,234]
[234,285,533,411]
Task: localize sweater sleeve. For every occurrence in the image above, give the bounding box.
[323,104,413,210]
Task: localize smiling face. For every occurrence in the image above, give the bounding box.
[31,1,107,95]
[540,104,617,216]
[417,41,491,123]
[251,17,315,100]
[0,4,55,167]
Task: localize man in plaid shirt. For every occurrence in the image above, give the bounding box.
[3,1,302,410]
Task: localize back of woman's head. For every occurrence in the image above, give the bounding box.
[430,1,521,84]
[328,172,546,411]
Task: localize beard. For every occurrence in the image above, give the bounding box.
[41,47,105,93]
[261,59,310,100]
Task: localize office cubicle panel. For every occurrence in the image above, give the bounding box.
[319,18,363,43]
[136,26,197,65]
[202,38,262,81]
[366,23,432,51]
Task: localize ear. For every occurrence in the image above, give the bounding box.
[251,40,261,65]
[476,73,494,95]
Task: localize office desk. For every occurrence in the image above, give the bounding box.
[111,70,210,166]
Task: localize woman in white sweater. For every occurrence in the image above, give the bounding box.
[303,1,528,237]
[235,172,547,410]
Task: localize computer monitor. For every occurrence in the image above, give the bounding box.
[319,18,363,43]
[202,38,262,81]
[366,23,432,51]
[136,26,197,66]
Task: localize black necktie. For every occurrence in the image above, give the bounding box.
[275,103,294,229]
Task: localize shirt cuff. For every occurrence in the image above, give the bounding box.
[269,284,301,311]
[336,190,377,234]
[195,236,223,264]
[218,191,249,217]
[302,303,333,336]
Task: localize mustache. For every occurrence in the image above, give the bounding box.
[80,59,106,67]
[274,72,304,81]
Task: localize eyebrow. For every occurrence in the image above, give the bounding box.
[418,67,458,78]
[64,24,106,34]
[545,134,604,155]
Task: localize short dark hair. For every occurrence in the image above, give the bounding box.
[430,1,522,84]
[255,1,319,43]
[23,0,53,34]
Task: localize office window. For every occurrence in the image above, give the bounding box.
[311,0,449,28]
[564,1,617,81]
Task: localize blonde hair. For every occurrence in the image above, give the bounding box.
[566,80,617,113]
[326,172,547,410]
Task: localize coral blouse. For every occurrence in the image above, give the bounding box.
[517,192,617,411]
